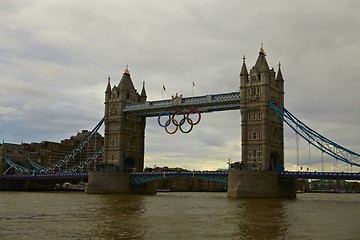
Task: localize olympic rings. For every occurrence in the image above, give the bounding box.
[158,109,201,134]
[158,111,171,127]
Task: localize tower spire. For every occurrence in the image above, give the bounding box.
[106,76,111,93]
[141,80,147,100]
[124,65,130,76]
[254,43,269,72]
[260,42,265,55]
[240,55,248,76]
[276,62,284,81]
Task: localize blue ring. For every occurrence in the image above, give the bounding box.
[158,111,171,127]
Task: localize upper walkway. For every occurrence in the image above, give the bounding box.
[123,92,240,117]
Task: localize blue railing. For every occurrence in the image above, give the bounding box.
[2,171,360,182]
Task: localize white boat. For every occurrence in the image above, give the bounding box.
[55,182,87,191]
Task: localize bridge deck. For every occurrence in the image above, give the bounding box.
[280,171,360,180]
[2,171,360,182]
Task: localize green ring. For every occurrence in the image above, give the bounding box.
[179,117,193,133]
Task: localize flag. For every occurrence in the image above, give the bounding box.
[163,85,166,91]
[192,81,195,87]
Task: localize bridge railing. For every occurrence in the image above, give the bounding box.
[280,171,360,180]
[130,171,228,185]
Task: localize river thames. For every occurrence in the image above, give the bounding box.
[0,191,359,240]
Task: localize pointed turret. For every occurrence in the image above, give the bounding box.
[276,62,284,82]
[254,44,270,73]
[106,76,111,93]
[240,55,248,77]
[140,81,147,102]
[105,76,112,102]
[276,62,284,107]
[118,65,135,91]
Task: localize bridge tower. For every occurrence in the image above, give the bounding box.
[228,46,296,198]
[240,46,284,171]
[103,67,146,172]
[86,67,150,193]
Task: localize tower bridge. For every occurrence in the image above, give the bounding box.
[85,46,292,196]
[2,47,359,197]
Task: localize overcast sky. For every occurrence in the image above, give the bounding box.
[1,0,359,171]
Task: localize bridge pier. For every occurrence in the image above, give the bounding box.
[86,171,157,194]
[227,171,296,198]
[86,172,131,194]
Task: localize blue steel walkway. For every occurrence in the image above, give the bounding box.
[280,171,360,181]
[130,171,228,185]
[2,171,360,183]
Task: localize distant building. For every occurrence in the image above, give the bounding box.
[145,166,226,192]
[0,130,104,172]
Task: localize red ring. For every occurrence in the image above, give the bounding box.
[186,109,201,125]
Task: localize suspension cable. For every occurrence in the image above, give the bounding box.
[296,125,300,171]
[268,100,360,167]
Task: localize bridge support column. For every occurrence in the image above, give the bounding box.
[227,171,296,198]
[86,171,157,194]
[86,172,131,194]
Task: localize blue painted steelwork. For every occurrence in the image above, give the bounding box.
[2,118,105,175]
[2,146,104,175]
[25,158,47,172]
[63,146,104,173]
[123,92,240,117]
[39,117,104,173]
[1,172,88,180]
[280,171,360,180]
[2,170,360,182]
[269,101,360,167]
[130,171,228,185]
[2,156,34,174]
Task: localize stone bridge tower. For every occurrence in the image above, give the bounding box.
[228,46,296,198]
[240,46,284,171]
[104,67,147,172]
[86,67,149,193]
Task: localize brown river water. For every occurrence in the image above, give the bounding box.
[0,191,359,240]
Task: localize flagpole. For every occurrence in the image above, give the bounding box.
[162,84,165,100]
[192,82,193,98]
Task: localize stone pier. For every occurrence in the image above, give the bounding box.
[86,171,156,194]
[227,171,296,198]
